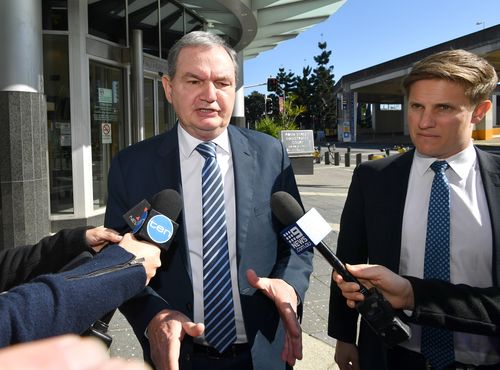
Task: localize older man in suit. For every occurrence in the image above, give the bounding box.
[104,31,312,370]
[328,49,500,370]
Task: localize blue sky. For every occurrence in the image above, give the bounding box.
[243,0,500,95]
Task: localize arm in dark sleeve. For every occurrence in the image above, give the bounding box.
[406,276,500,336]
[0,245,146,348]
[104,155,170,340]
[328,168,368,343]
[0,227,93,292]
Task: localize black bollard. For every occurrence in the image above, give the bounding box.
[356,153,362,167]
[345,152,350,167]
[324,151,330,165]
[334,151,340,166]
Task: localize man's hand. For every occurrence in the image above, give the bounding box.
[246,269,302,366]
[334,341,360,370]
[118,233,161,285]
[333,264,414,310]
[0,335,151,370]
[85,226,122,252]
[147,309,204,370]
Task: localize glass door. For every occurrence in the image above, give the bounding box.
[89,61,125,209]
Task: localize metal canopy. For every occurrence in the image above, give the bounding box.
[176,0,347,59]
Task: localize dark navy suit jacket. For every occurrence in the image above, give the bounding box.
[104,124,313,370]
[328,148,500,370]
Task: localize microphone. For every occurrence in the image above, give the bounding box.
[270,191,368,294]
[122,189,182,252]
[271,191,411,346]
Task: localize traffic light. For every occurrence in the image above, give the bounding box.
[266,97,274,114]
[267,77,278,92]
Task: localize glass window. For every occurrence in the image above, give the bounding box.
[158,80,175,133]
[89,61,125,209]
[88,0,127,45]
[42,0,68,31]
[43,34,73,214]
[144,78,155,138]
[129,0,160,57]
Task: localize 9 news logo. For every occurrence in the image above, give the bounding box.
[281,225,314,254]
[146,215,174,244]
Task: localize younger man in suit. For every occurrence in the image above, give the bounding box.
[328,49,500,370]
[104,31,313,370]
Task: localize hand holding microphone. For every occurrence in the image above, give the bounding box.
[271,191,411,347]
[122,189,182,252]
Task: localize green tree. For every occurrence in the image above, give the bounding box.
[311,42,336,132]
[244,91,265,129]
[294,66,314,129]
[255,94,305,138]
[276,67,296,94]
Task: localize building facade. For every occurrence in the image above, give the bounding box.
[0,0,345,247]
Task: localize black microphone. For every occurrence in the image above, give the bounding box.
[122,189,182,252]
[271,191,411,346]
[270,191,368,294]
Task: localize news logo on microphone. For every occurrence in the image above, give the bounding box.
[122,189,182,252]
[280,208,332,255]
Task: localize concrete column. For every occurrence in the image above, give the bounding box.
[131,29,145,142]
[403,96,409,136]
[232,51,246,128]
[0,0,49,248]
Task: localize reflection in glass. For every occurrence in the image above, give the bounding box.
[89,62,125,209]
[144,78,154,138]
[158,80,175,133]
[42,0,68,31]
[88,0,127,45]
[129,0,159,57]
[43,34,73,214]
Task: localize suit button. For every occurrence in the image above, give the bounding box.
[186,302,193,312]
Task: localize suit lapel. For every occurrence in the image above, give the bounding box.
[384,151,414,272]
[153,125,191,275]
[476,148,500,286]
[227,126,255,262]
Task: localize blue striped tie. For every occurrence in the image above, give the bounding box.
[196,141,237,353]
[421,160,454,370]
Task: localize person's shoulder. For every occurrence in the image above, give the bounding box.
[229,126,281,151]
[476,146,500,170]
[229,125,281,147]
[114,131,171,160]
[356,149,414,173]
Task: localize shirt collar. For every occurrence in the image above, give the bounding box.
[177,124,230,159]
[413,143,476,180]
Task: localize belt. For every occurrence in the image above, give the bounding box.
[388,346,500,370]
[192,343,250,360]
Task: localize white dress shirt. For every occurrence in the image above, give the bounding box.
[400,144,500,365]
[177,125,247,345]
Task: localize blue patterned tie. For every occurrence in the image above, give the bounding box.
[421,160,454,370]
[196,142,236,353]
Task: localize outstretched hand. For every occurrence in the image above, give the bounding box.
[246,269,302,366]
[147,309,204,370]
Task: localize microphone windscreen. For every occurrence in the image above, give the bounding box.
[150,189,183,221]
[271,191,305,225]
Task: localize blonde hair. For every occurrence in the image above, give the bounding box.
[403,49,498,105]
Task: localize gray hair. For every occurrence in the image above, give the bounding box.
[167,31,238,81]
